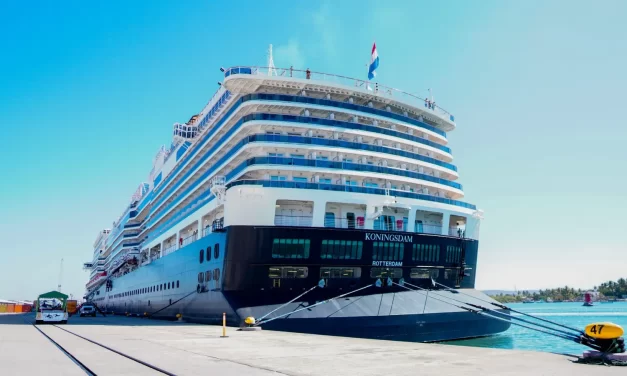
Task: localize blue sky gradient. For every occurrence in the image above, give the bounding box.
[1,0,626,300]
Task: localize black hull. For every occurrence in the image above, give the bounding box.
[95,225,510,342]
[260,311,511,342]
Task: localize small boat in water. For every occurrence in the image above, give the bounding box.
[583,292,594,307]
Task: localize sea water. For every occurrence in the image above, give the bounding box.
[448,302,627,354]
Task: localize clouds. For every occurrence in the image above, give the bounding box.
[311,3,340,59]
[272,1,344,70]
[273,38,305,69]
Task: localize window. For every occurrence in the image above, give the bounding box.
[199,249,204,263]
[444,269,456,280]
[374,215,395,231]
[268,266,308,278]
[372,242,404,261]
[410,268,431,279]
[324,212,335,227]
[268,153,284,157]
[291,154,305,158]
[293,177,308,182]
[198,273,204,283]
[370,267,403,279]
[346,213,355,229]
[412,244,440,262]
[415,220,423,233]
[270,175,287,181]
[214,243,220,259]
[345,180,357,186]
[214,268,221,282]
[271,238,310,258]
[176,280,180,288]
[317,156,329,160]
[364,182,378,188]
[319,178,332,184]
[343,158,353,163]
[206,246,212,261]
[430,269,440,279]
[168,282,171,289]
[320,267,361,278]
[446,246,462,263]
[321,240,363,259]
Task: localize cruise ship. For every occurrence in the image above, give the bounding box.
[83,57,510,342]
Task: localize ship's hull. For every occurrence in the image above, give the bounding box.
[91,226,510,342]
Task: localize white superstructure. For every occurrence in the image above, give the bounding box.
[84,64,482,295]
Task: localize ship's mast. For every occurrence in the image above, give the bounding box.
[58,258,64,292]
[267,44,277,76]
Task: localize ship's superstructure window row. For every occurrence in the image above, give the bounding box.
[144,139,463,234]
[147,109,455,225]
[320,240,363,260]
[271,239,311,259]
[147,93,455,220]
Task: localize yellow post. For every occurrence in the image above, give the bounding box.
[221,312,228,338]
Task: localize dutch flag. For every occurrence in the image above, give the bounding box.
[368,42,379,80]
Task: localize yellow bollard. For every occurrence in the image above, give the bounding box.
[220,312,228,338]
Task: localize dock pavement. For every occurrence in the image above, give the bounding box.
[0,313,622,375]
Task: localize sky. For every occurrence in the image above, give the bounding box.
[0,0,626,300]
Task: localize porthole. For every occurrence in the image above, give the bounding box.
[207,246,212,261]
[176,280,180,288]
[214,268,220,282]
[205,270,212,282]
[168,282,171,289]
[198,272,204,283]
[214,244,220,259]
[199,249,205,263]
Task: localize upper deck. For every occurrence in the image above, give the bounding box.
[222,66,456,132]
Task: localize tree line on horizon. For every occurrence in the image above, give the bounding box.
[489,277,627,303]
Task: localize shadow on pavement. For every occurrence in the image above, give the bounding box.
[0,312,197,327]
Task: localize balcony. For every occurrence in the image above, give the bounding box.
[162,244,177,257]
[373,219,407,232]
[181,232,198,247]
[448,227,466,237]
[274,215,313,227]
[414,223,442,235]
[227,180,476,210]
[324,217,365,229]
[212,217,225,232]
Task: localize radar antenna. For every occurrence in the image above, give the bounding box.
[267,44,277,76]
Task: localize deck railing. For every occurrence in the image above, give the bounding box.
[415,224,443,235]
[162,244,177,257]
[224,66,455,122]
[323,217,365,229]
[182,232,198,247]
[274,215,313,227]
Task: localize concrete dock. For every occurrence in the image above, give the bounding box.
[0,313,622,375]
